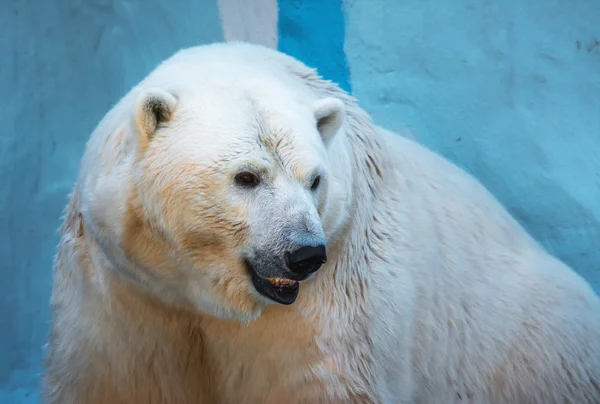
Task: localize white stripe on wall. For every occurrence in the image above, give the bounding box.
[218,0,278,48]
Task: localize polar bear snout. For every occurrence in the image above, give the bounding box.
[285,244,327,277]
[245,237,327,305]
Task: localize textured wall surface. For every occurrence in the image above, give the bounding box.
[0,1,223,402]
[1,0,598,402]
[343,0,600,290]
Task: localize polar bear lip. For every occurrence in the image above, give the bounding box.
[246,260,300,305]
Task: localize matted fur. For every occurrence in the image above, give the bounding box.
[43,42,600,404]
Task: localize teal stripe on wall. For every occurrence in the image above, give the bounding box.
[277,0,352,93]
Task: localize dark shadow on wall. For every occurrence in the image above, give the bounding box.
[278,0,352,93]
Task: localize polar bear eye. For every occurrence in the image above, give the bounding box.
[310,176,321,191]
[235,172,260,188]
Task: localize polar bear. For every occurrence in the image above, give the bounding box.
[43,42,600,404]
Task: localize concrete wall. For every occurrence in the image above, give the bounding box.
[0,1,224,402]
[1,0,598,402]
[343,0,600,290]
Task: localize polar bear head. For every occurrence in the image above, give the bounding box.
[82,45,348,321]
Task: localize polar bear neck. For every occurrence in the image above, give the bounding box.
[292,93,391,401]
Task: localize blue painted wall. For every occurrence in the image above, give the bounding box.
[0,1,223,402]
[278,0,351,92]
[2,0,598,402]
[343,0,600,291]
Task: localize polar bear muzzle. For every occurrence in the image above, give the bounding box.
[245,243,327,305]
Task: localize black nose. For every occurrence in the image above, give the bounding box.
[286,244,327,276]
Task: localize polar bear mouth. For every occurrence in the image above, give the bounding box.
[245,259,301,305]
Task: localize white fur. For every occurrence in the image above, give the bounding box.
[43,42,600,404]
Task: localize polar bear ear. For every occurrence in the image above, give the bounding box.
[313,97,345,146]
[134,88,178,150]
